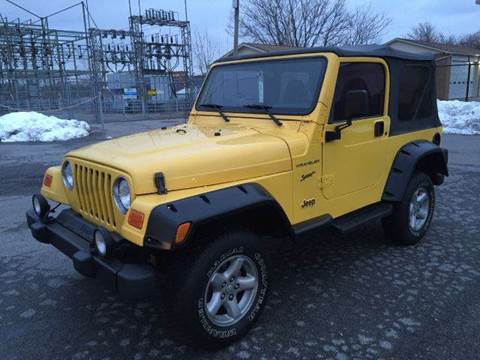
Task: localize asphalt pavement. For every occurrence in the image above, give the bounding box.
[1,124,479,359]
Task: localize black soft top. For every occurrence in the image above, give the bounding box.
[218,44,440,135]
[219,45,435,63]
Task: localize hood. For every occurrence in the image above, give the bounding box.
[67,123,293,194]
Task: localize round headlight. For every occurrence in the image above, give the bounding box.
[62,161,74,190]
[112,177,131,214]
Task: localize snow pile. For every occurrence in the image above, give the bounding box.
[438,100,480,135]
[0,112,90,142]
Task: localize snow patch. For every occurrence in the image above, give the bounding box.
[438,100,480,135]
[0,112,90,142]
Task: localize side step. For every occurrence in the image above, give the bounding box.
[293,214,333,239]
[331,203,393,234]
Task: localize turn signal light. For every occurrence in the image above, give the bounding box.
[175,222,191,244]
[43,174,53,187]
[128,209,145,229]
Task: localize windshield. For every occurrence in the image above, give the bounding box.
[196,57,327,115]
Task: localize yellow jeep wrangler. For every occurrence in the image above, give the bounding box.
[27,45,448,348]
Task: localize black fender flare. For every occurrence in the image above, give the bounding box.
[382,141,449,202]
[144,183,293,249]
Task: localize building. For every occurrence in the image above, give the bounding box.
[385,38,480,100]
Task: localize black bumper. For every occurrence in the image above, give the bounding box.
[26,209,156,299]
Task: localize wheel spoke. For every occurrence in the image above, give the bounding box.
[224,298,241,319]
[206,292,223,316]
[417,192,428,205]
[209,273,226,290]
[410,212,417,229]
[223,258,244,279]
[417,207,428,220]
[237,275,257,290]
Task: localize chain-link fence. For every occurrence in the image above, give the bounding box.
[0,76,197,126]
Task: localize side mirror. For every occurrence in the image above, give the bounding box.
[325,90,370,143]
[344,90,370,120]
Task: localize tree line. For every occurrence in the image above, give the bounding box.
[407,22,480,50]
[193,0,479,75]
[237,0,391,48]
[194,0,391,75]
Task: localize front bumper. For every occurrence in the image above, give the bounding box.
[26,209,156,299]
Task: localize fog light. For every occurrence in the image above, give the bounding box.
[32,194,50,219]
[94,228,113,257]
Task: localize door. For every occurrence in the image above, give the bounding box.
[322,61,390,200]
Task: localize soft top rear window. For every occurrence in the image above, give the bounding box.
[398,64,433,121]
[196,57,327,115]
[387,59,441,135]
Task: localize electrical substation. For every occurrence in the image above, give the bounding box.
[0,1,194,122]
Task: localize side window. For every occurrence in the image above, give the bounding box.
[331,63,386,122]
[398,65,433,121]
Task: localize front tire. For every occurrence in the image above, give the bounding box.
[383,172,435,245]
[172,230,270,349]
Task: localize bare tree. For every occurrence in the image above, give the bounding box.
[239,0,351,47]
[407,22,441,43]
[438,33,458,46]
[458,31,480,49]
[193,29,224,76]
[345,5,392,46]
[407,22,465,46]
[235,0,391,48]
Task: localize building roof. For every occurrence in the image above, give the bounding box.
[222,42,299,57]
[219,44,435,63]
[385,38,480,57]
[241,42,299,52]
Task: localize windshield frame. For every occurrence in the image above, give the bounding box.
[195,55,328,117]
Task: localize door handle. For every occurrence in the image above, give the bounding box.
[374,121,384,137]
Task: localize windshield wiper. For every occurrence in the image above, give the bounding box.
[198,103,230,122]
[244,104,282,126]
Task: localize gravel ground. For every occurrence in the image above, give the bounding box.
[0,125,479,359]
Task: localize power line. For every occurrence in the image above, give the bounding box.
[5,0,41,19]
[44,2,83,19]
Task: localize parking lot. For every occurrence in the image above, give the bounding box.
[1,125,479,360]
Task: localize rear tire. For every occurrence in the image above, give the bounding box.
[171,230,270,349]
[383,172,435,245]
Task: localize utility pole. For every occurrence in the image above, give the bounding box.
[466,56,471,102]
[233,0,240,55]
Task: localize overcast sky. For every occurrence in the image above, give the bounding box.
[1,0,479,55]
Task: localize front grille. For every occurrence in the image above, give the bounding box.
[74,164,117,228]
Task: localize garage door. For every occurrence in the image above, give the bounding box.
[448,57,480,100]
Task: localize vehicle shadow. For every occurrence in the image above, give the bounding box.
[58,221,392,356]
[2,224,396,359]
